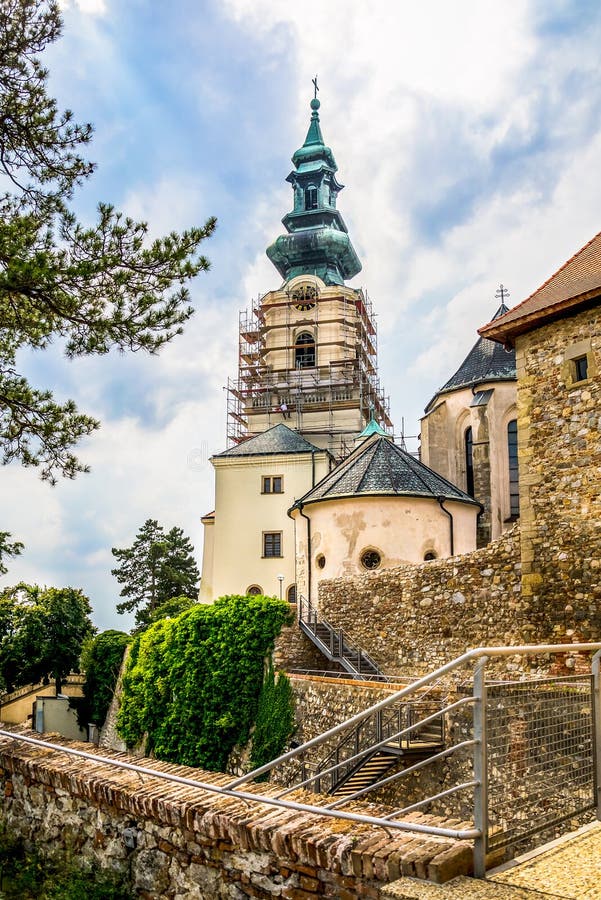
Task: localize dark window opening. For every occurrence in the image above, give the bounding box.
[508,419,519,518]
[263,532,282,558]
[304,187,318,210]
[465,426,474,497]
[361,549,381,570]
[295,332,316,368]
[424,551,437,561]
[287,584,297,603]
[262,476,283,494]
[316,554,326,569]
[573,355,588,382]
[247,585,262,596]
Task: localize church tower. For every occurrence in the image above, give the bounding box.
[226,94,392,460]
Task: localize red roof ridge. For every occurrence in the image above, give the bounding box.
[480,228,601,338]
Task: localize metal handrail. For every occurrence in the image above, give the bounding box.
[276,697,467,800]
[0,729,477,841]
[309,700,446,795]
[2,642,599,875]
[228,642,601,878]
[298,594,385,678]
[228,643,601,789]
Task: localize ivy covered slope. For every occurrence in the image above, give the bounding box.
[117,595,293,771]
[77,630,131,730]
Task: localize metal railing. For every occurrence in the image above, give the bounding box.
[0,729,475,842]
[298,594,386,680]
[1,643,599,878]
[305,700,446,795]
[227,643,601,876]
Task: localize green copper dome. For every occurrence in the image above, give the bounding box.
[266,96,361,286]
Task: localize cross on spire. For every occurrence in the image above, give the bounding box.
[312,75,319,99]
[495,283,510,305]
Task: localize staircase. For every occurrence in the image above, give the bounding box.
[296,596,445,798]
[329,749,398,798]
[298,595,385,680]
[309,700,446,798]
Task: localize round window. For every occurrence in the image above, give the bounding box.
[246,585,262,596]
[424,551,437,561]
[316,554,326,569]
[360,549,381,570]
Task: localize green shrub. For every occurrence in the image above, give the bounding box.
[117,594,292,770]
[249,662,295,778]
[77,630,131,729]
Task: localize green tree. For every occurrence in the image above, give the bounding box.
[0,0,215,484]
[0,583,94,693]
[77,629,130,729]
[112,519,200,630]
[0,531,23,576]
[117,594,293,770]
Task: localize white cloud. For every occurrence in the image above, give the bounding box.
[4,0,601,627]
[60,0,107,16]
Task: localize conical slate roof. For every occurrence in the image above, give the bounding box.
[215,424,320,458]
[292,435,480,508]
[427,304,515,409]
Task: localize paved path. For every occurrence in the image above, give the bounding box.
[382,820,601,899]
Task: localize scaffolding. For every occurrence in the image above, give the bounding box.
[226,287,392,460]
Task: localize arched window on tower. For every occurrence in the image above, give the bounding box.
[465,426,474,497]
[295,332,316,368]
[304,186,318,210]
[508,419,519,518]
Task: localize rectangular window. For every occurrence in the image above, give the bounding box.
[263,532,282,558]
[262,476,283,494]
[573,355,588,382]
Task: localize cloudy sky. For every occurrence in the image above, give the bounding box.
[1,0,601,629]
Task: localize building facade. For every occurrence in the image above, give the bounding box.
[420,301,517,547]
[201,96,392,601]
[480,231,601,639]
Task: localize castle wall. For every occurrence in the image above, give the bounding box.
[0,731,471,896]
[294,496,478,605]
[316,527,524,675]
[516,303,601,638]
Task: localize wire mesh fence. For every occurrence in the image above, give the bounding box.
[485,674,595,854]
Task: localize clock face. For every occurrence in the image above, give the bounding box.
[291,283,318,313]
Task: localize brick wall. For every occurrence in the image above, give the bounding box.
[0,730,473,897]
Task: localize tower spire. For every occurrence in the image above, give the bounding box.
[266,90,362,286]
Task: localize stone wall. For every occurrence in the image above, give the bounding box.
[316,525,523,676]
[276,676,475,825]
[274,604,345,674]
[0,730,472,897]
[515,304,601,640]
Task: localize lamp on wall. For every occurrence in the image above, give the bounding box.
[277,574,285,601]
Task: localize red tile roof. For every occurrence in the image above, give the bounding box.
[479,230,601,345]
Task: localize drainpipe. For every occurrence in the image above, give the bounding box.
[297,501,312,609]
[437,496,454,557]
